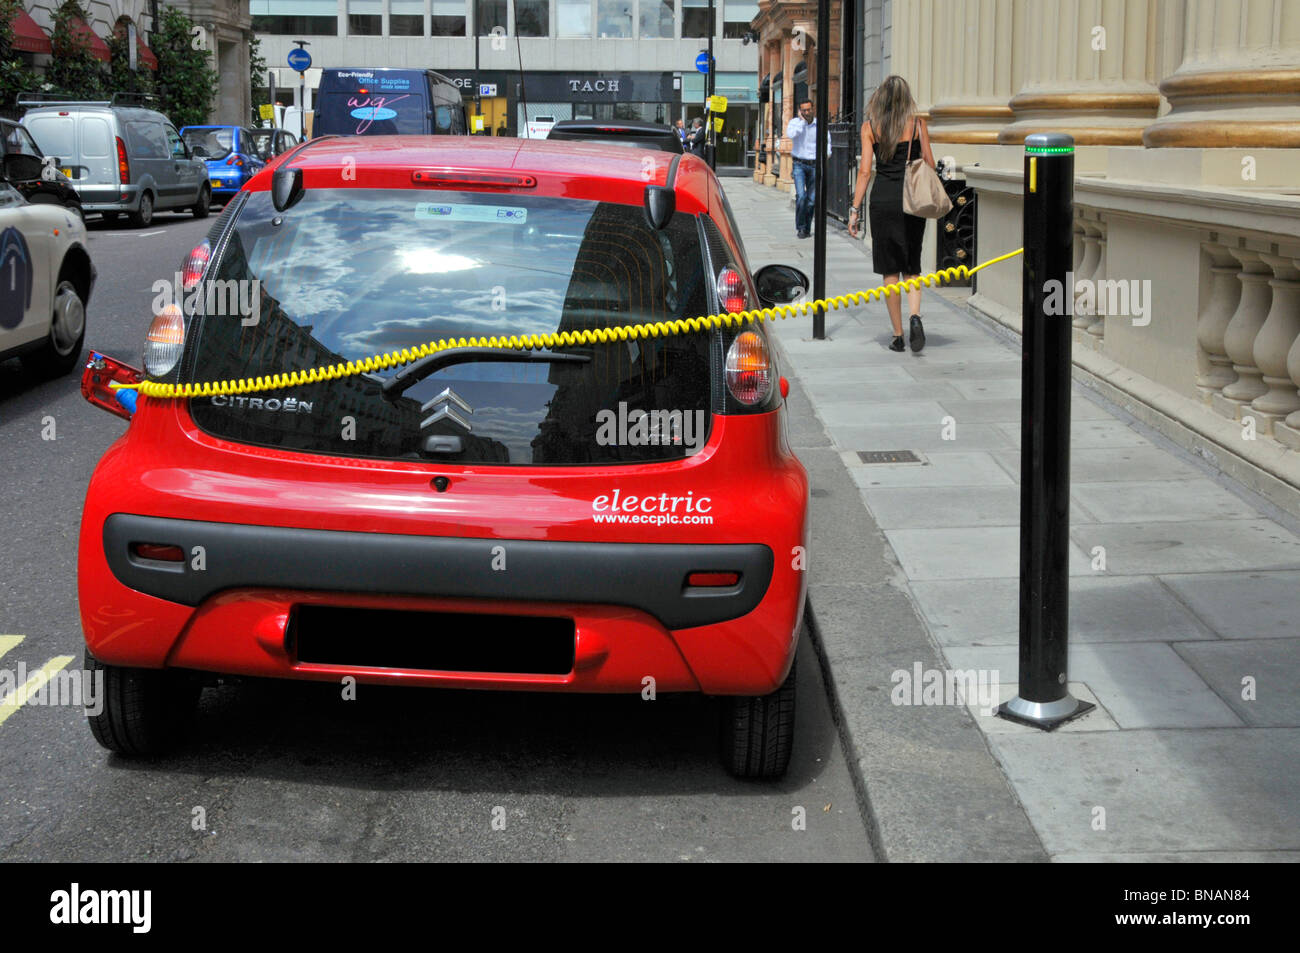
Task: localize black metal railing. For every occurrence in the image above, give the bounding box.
[826,120,857,223]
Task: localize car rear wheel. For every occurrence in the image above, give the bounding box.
[19,279,85,378]
[84,651,201,755]
[192,183,210,219]
[129,191,154,227]
[722,654,797,779]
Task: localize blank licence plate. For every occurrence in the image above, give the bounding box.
[60,167,72,178]
[210,178,222,188]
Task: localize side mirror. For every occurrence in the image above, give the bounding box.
[754,264,810,306]
[272,164,304,212]
[2,153,42,183]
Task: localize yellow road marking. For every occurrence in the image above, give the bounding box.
[0,655,77,727]
[0,635,24,660]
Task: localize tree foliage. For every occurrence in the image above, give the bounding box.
[249,33,268,122]
[0,0,38,108]
[47,0,108,101]
[107,17,155,97]
[153,5,216,128]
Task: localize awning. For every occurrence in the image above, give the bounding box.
[113,23,158,70]
[68,16,111,63]
[9,10,52,54]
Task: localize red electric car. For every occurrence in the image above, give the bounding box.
[78,135,812,777]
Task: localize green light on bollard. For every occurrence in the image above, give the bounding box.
[1024,145,1074,155]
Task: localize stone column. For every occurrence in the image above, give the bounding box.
[1195,244,1244,402]
[998,0,1161,145]
[1278,318,1300,450]
[1213,249,1274,417]
[928,0,1017,149]
[779,35,794,191]
[1145,0,1300,148]
[1087,227,1108,338]
[1248,253,1300,431]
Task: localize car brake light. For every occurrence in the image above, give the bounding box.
[725,331,772,406]
[226,155,243,166]
[131,543,184,562]
[411,170,537,189]
[717,266,747,314]
[687,572,740,588]
[181,241,210,290]
[115,136,129,184]
[143,304,185,378]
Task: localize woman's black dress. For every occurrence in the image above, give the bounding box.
[868,124,926,276]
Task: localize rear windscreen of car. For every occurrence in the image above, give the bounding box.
[183,128,234,160]
[24,115,74,159]
[316,91,428,135]
[187,189,714,465]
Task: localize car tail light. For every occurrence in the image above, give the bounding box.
[115,136,129,184]
[131,543,184,562]
[226,155,244,167]
[686,571,740,588]
[144,304,185,377]
[717,266,747,314]
[725,331,772,406]
[181,241,210,291]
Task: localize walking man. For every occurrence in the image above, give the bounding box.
[675,118,687,147]
[786,98,830,239]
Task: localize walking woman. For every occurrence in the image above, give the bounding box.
[848,76,936,352]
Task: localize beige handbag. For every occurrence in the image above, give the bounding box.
[902,121,952,218]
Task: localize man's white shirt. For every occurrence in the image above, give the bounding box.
[786,116,831,160]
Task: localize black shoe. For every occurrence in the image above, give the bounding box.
[889,335,905,352]
[909,315,926,352]
[797,231,810,240]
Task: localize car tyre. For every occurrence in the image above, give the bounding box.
[84,651,201,756]
[722,654,797,779]
[192,183,210,219]
[129,191,154,227]
[19,279,85,378]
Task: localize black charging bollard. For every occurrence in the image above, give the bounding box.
[997,132,1094,731]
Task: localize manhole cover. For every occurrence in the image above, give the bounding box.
[857,450,922,464]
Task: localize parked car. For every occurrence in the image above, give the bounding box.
[180,125,267,204]
[247,127,299,161]
[0,163,94,377]
[0,118,83,220]
[20,94,210,227]
[312,68,467,137]
[77,135,811,778]
[546,119,684,154]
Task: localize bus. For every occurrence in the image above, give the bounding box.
[313,69,468,138]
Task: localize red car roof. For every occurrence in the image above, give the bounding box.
[249,135,713,213]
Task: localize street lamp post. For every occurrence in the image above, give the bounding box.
[812,0,829,339]
[706,0,715,169]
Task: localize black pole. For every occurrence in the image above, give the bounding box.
[811,0,829,339]
[997,132,1093,731]
[706,0,715,170]
[474,14,480,132]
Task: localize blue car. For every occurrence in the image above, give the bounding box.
[179,125,267,203]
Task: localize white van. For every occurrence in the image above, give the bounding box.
[19,94,210,227]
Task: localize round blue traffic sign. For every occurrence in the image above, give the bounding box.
[695,52,713,74]
[287,48,312,72]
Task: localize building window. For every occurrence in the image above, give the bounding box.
[348,0,382,35]
[596,1,632,37]
[557,0,591,37]
[516,0,548,36]
[682,0,714,39]
[391,0,425,35]
[639,0,673,38]
[475,0,507,35]
[432,0,467,35]
[250,0,339,36]
[722,0,757,39]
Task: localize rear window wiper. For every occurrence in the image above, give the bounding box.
[380,347,591,401]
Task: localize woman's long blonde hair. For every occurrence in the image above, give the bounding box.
[866,75,917,162]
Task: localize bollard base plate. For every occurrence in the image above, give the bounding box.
[996,694,1096,731]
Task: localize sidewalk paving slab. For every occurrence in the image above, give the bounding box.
[722,177,1300,863]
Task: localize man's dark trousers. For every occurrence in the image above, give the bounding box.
[792,158,815,235]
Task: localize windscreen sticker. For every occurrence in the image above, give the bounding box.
[415,203,528,225]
